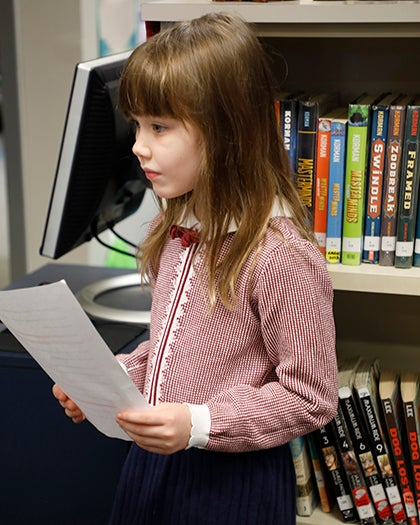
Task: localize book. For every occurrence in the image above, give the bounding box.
[412,125,420,264]
[379,94,414,266]
[289,435,318,516]
[295,93,338,220]
[395,96,420,268]
[413,191,420,266]
[400,372,420,518]
[314,422,358,522]
[379,370,419,524]
[313,113,332,253]
[341,93,385,265]
[276,91,304,171]
[326,108,348,264]
[306,431,335,513]
[332,403,377,523]
[362,93,397,264]
[355,359,407,524]
[338,357,394,523]
[313,107,343,255]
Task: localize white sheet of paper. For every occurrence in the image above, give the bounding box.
[0,279,148,440]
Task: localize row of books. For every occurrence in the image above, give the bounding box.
[289,357,420,524]
[276,92,420,268]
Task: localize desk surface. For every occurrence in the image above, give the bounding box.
[6,262,137,291]
[1,263,148,355]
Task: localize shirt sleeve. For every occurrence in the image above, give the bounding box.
[205,240,338,452]
[116,340,150,393]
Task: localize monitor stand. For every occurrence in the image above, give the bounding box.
[76,273,151,327]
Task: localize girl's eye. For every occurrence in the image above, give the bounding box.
[152,123,166,134]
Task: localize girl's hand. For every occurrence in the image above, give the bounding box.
[52,384,86,424]
[116,403,192,455]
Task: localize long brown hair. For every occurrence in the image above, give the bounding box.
[119,12,312,308]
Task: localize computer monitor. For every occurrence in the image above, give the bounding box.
[40,51,151,327]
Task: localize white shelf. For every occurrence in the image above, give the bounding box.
[141,0,420,37]
[328,263,420,295]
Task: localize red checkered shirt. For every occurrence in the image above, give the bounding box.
[119,213,338,453]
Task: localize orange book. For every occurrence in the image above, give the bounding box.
[313,110,337,255]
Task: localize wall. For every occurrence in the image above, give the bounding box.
[1,0,155,284]
[2,0,88,284]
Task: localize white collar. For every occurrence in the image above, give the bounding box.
[179,198,292,233]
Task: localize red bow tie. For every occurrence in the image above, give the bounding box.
[170,225,200,247]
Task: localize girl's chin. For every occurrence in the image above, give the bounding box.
[152,186,192,200]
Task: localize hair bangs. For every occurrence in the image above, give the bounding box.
[119,47,193,122]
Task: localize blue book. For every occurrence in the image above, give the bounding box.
[289,436,318,517]
[362,93,397,263]
[325,109,348,264]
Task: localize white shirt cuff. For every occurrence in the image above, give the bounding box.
[184,403,211,449]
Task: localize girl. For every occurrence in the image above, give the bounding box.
[53,12,338,525]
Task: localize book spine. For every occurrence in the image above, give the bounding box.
[313,117,332,255]
[342,103,372,265]
[280,97,299,171]
[395,105,420,268]
[314,423,358,522]
[363,105,390,263]
[379,105,408,266]
[295,101,320,220]
[340,388,393,522]
[381,395,419,523]
[402,398,420,517]
[413,191,420,266]
[332,405,376,523]
[289,436,318,516]
[307,431,334,513]
[326,118,347,264]
[357,387,408,524]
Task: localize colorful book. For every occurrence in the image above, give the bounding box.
[313,107,343,255]
[289,436,318,516]
[400,372,420,518]
[306,431,335,513]
[314,422,358,522]
[379,94,413,266]
[379,370,419,524]
[341,93,385,265]
[354,359,407,524]
[338,357,394,523]
[295,93,338,220]
[395,96,420,268]
[326,108,348,264]
[363,93,397,264]
[332,403,376,523]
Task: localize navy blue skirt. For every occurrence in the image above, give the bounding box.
[109,443,296,525]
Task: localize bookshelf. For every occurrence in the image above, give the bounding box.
[139,1,420,523]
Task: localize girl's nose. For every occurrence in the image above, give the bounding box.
[132,132,151,160]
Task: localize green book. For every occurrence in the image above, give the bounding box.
[395,96,420,268]
[341,93,385,265]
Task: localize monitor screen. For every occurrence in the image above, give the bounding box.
[40,51,147,260]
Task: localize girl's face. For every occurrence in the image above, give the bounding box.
[132,115,202,200]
